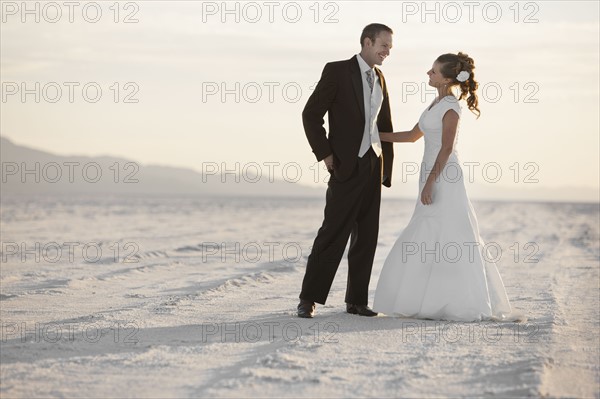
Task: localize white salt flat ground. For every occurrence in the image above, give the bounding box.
[1,195,598,398]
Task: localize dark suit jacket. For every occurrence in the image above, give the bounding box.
[302,55,394,187]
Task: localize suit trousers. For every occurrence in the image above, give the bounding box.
[300,147,382,305]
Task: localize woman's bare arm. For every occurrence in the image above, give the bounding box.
[379,123,424,143]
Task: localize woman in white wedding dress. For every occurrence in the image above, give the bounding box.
[373,52,518,322]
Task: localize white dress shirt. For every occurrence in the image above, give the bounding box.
[356,54,383,158]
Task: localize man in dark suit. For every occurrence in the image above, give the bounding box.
[298,23,395,318]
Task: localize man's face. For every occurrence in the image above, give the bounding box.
[363,31,393,67]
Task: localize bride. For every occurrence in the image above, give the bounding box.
[373,52,519,322]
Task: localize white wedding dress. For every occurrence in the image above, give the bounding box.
[373,96,515,322]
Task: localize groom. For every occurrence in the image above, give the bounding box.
[298,23,395,318]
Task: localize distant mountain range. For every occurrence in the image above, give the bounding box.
[0,136,322,197]
[1,136,598,203]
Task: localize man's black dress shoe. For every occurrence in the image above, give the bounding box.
[346,303,378,317]
[297,299,315,318]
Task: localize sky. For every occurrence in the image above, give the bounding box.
[1,0,599,201]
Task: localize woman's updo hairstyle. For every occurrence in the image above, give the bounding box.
[437,52,480,118]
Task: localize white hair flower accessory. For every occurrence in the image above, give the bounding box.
[456,71,470,82]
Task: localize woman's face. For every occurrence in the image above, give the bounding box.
[427,61,451,89]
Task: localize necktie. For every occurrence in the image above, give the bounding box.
[366,69,374,92]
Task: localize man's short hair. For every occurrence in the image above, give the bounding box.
[360,23,393,47]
